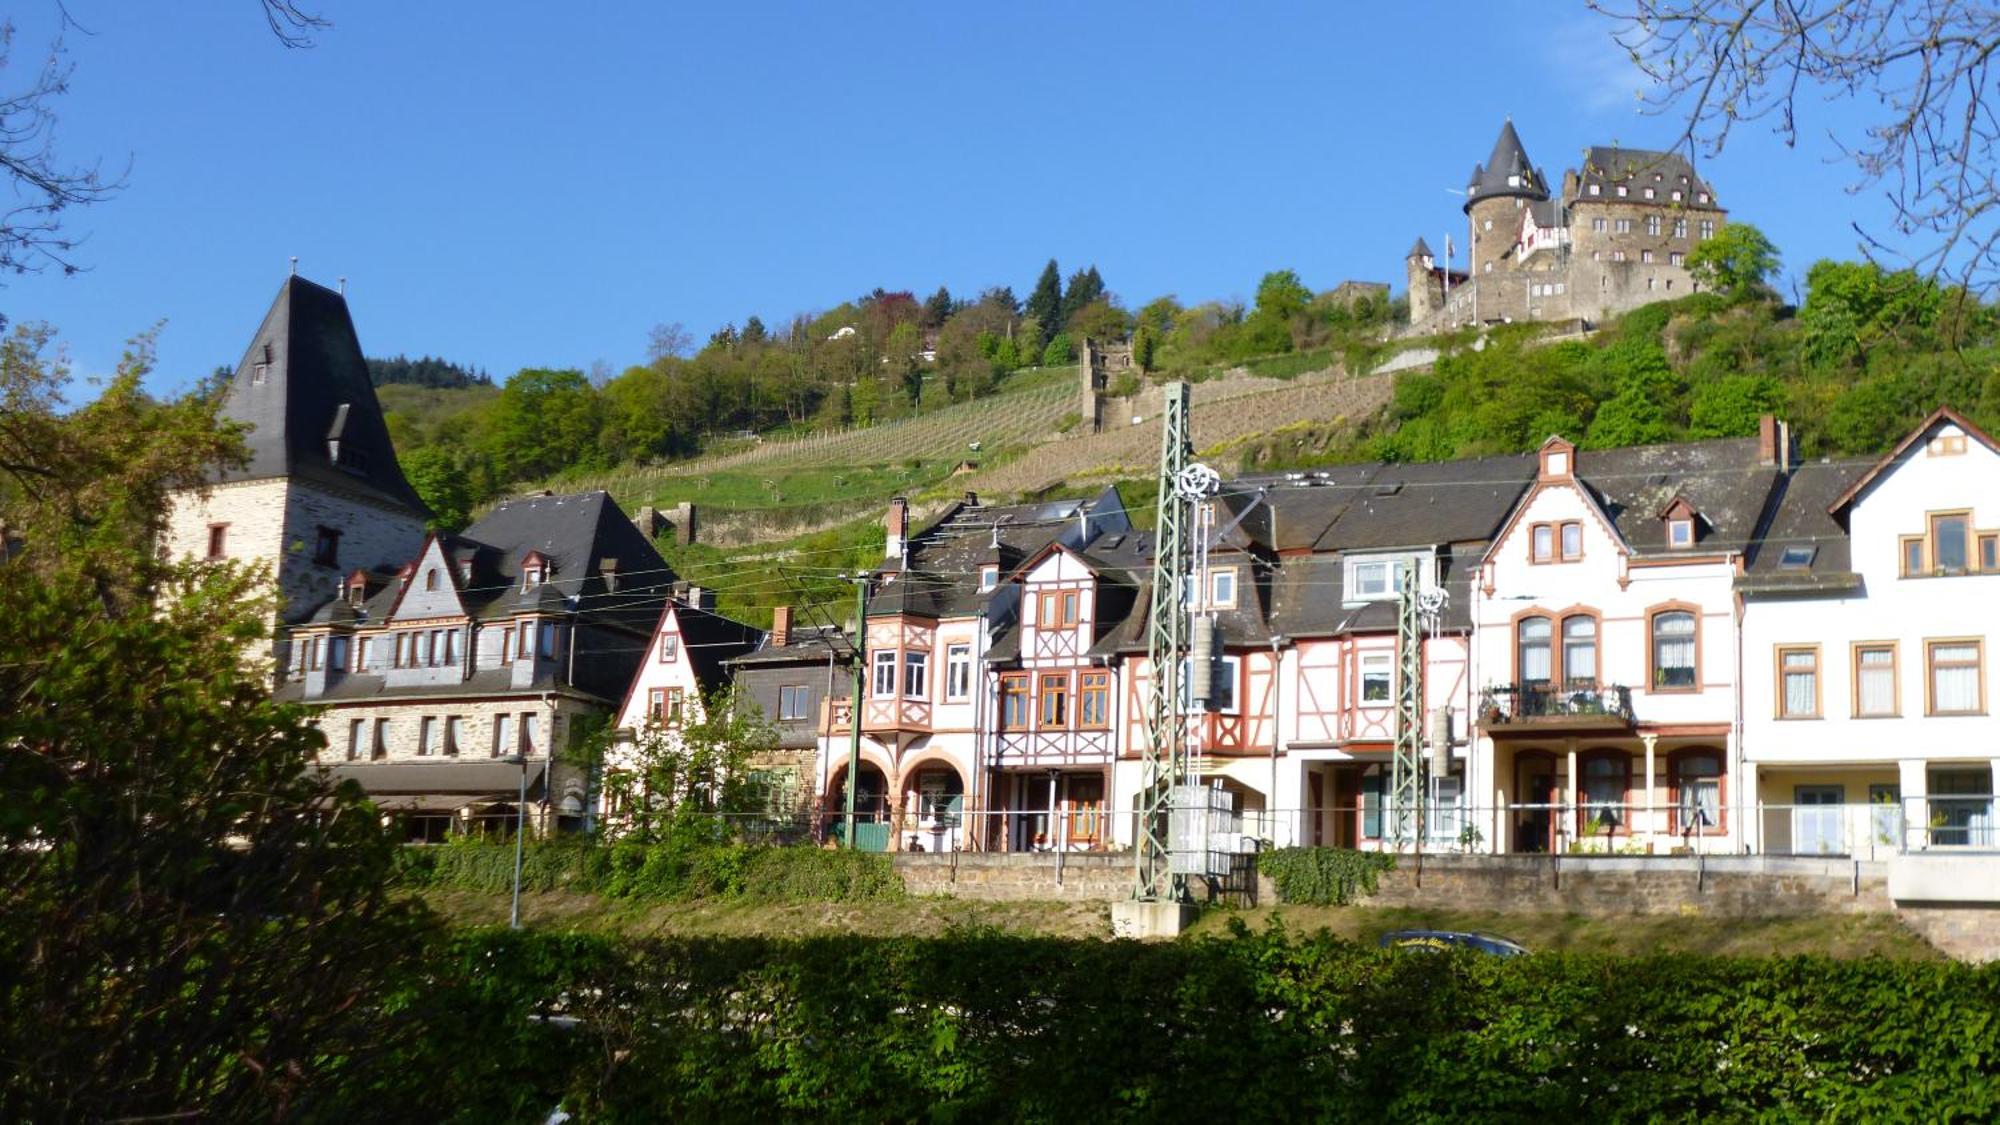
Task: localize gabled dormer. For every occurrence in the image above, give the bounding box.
[386,535,469,624]
[521,550,549,590]
[1658,495,1701,550]
[342,567,371,608]
[1538,434,1576,481]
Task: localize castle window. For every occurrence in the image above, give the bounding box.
[1616,185,1628,197]
[1671,190,1683,202]
[1647,278,1657,290]
[1697,192,1710,204]
[253,343,272,386]
[314,526,341,567]
[1483,219,1492,231]
[1588,183,1600,195]
[1615,218,1632,234]
[206,523,229,560]
[1646,215,1661,236]
[1592,251,1601,261]
[1644,187,1656,199]
[1613,250,1627,262]
[1592,217,1607,232]
[1674,218,1688,238]
[424,568,439,592]
[1699,219,1716,240]
[1670,252,1685,267]
[1642,250,1654,263]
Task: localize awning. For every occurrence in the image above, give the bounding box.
[321,760,548,812]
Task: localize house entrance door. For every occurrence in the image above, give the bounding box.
[1792,785,1845,855]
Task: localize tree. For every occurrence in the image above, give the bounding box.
[400,445,475,531]
[1025,259,1063,332]
[0,320,440,1119]
[1686,222,1779,300]
[1689,374,1785,437]
[1067,300,1131,345]
[1254,270,1313,322]
[589,687,780,842]
[1060,266,1106,327]
[1592,0,2000,291]
[741,315,768,345]
[648,321,694,361]
[1042,333,1076,367]
[486,367,605,482]
[921,285,955,329]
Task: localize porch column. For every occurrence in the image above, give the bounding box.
[1899,759,1928,851]
[1642,734,1658,845]
[1565,738,1579,849]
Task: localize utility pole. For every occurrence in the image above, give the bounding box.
[1391,560,1425,847]
[843,574,868,849]
[1136,382,1199,902]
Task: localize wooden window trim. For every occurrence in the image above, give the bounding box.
[1559,521,1583,561]
[1078,671,1111,730]
[665,687,685,727]
[657,633,679,662]
[1529,523,1555,564]
[1511,608,1554,685]
[1928,508,1975,576]
[1980,531,2000,573]
[1211,567,1238,608]
[1038,672,1068,729]
[1850,641,1901,718]
[1774,643,1822,719]
[999,672,1030,730]
[1666,746,1728,833]
[205,522,229,560]
[1645,601,1702,694]
[1924,636,1986,716]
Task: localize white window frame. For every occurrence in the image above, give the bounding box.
[658,633,680,662]
[1210,567,1238,609]
[945,643,972,701]
[1360,652,1393,705]
[779,683,810,721]
[872,650,897,698]
[903,650,929,699]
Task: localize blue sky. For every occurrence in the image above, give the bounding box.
[5,2,1895,396]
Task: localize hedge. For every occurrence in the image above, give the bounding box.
[393,840,900,904]
[415,924,2000,1121]
[1258,846,1396,904]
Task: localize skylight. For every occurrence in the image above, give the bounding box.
[1778,546,1816,570]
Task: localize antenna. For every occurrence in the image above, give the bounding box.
[338,277,347,295]
[289,256,299,276]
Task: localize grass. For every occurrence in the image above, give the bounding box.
[1186,904,1941,959]
[420,889,1940,959]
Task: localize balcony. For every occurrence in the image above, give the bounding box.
[1480,681,1635,732]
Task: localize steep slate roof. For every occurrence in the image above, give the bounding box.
[869,491,1114,620]
[667,602,764,692]
[728,623,854,667]
[1466,120,1550,206]
[1736,458,1867,595]
[1408,237,1434,260]
[1572,438,1779,555]
[1570,146,1720,209]
[217,276,429,516]
[302,490,673,628]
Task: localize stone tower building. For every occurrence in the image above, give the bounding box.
[162,275,431,663]
[1406,120,1728,334]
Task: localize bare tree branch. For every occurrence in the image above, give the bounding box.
[1589,0,2000,293]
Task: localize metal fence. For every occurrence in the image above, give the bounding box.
[396,793,1999,857]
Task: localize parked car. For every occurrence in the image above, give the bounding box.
[1377,929,1528,957]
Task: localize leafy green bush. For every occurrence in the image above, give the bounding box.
[427,926,2000,1121]
[1258,847,1396,905]
[398,840,901,904]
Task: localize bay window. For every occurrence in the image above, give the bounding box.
[871,650,897,697]
[903,650,928,699]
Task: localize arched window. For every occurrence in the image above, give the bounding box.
[1670,750,1723,833]
[1651,610,1697,689]
[1561,616,1597,684]
[424,569,439,592]
[1581,752,1630,832]
[1517,616,1552,684]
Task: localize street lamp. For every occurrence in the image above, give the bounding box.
[501,754,529,929]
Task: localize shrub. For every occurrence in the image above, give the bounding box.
[1258,847,1396,905]
[397,840,900,904]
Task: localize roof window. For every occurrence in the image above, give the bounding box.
[1778,546,1816,569]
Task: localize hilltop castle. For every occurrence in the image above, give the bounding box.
[1405,121,1727,334]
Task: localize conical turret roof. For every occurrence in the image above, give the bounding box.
[1465,120,1549,209]
[214,275,431,518]
[1407,237,1434,260]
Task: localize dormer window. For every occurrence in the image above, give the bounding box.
[1660,497,1699,549]
[1778,546,1816,570]
[1538,436,1574,480]
[1668,519,1693,548]
[253,343,271,385]
[1210,567,1238,608]
[521,553,547,590]
[979,565,999,592]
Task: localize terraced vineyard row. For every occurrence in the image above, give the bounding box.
[961,369,1393,497]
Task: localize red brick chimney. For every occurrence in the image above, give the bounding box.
[885,496,909,561]
[1757,414,1777,464]
[771,605,792,648]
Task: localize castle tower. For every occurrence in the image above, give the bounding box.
[1463,120,1550,279]
[163,276,431,658]
[1405,237,1440,323]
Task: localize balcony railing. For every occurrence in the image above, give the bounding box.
[1480,681,1635,726]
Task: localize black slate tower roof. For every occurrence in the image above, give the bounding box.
[1466,120,1550,208]
[218,275,430,516]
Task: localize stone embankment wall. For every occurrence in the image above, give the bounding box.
[1361,853,1889,917]
[894,852,1131,902]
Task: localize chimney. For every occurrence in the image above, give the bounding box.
[633,506,664,539]
[771,605,792,648]
[1756,414,1778,465]
[885,496,909,561]
[688,585,715,611]
[962,490,979,507]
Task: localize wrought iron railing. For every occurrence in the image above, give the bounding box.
[1480,681,1635,723]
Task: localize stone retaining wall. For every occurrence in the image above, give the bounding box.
[894,852,1131,902]
[1361,853,1891,918]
